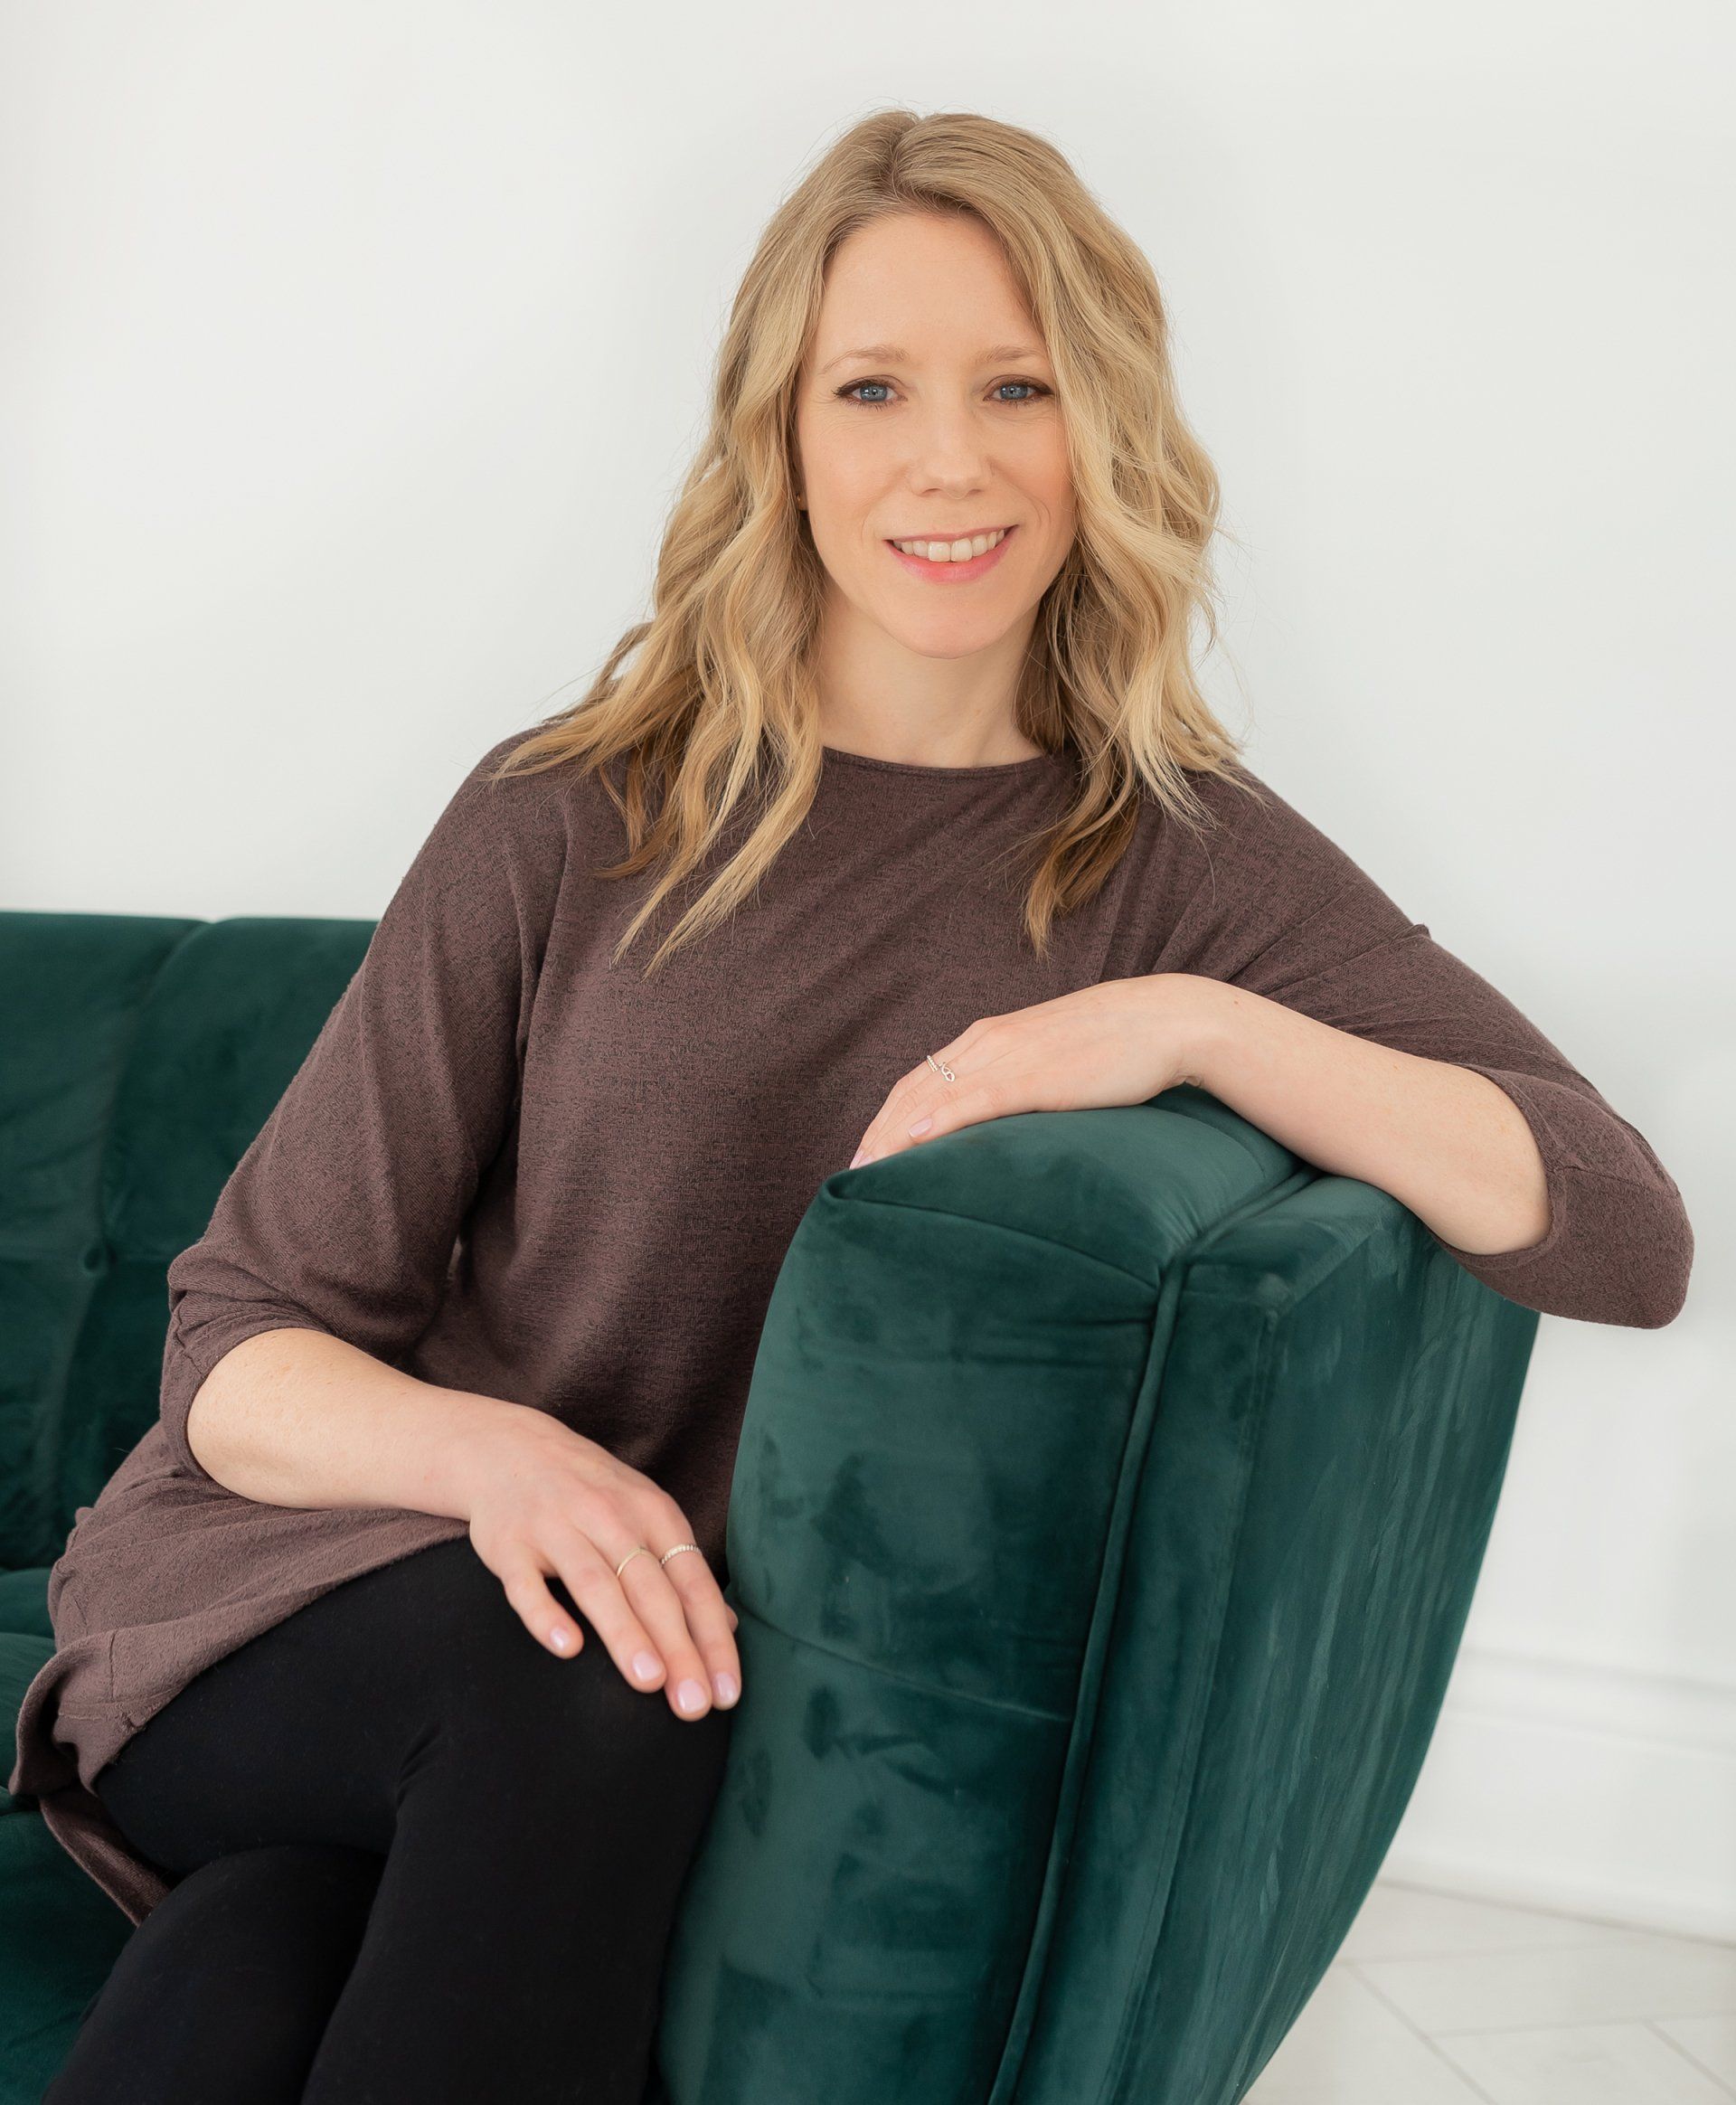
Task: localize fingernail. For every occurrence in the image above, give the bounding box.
[676,1677,708,1714]
[713,1671,739,1704]
[908,1115,933,1137]
[551,1628,571,1651]
[849,1147,867,1167]
[632,1650,661,1682]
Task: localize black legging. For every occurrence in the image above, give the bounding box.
[46,1534,736,2104]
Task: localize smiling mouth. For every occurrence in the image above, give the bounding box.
[882,525,1019,583]
[885,524,1015,563]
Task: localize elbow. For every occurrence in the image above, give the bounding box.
[160,1300,340,1484]
[1582,1213,1694,1330]
[1645,1179,1697,1326]
[1633,1231,1694,1329]
[1605,1195,1694,1328]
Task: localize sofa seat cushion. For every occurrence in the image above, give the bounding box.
[0,1569,53,1646]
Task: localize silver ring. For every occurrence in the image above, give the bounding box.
[660,1543,703,1566]
[925,1052,957,1083]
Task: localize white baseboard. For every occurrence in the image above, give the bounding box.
[1379,1642,1736,1942]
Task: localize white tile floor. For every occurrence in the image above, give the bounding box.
[1243,1881,1736,2103]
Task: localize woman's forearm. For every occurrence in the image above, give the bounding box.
[184,1326,524,1517]
[1182,977,1552,1258]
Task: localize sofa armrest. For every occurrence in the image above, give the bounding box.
[1009,1173,1537,2105]
[656,1088,1537,2105]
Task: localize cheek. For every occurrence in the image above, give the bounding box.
[799,413,887,505]
[810,476,904,579]
[810,511,886,587]
[1030,435,1076,521]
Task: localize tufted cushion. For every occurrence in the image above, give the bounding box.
[0,912,373,1567]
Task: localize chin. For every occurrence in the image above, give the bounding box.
[870,604,1017,656]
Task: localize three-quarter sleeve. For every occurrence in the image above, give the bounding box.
[1175,767,1694,1329]
[157,733,571,1481]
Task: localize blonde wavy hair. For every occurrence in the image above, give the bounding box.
[492,105,1260,975]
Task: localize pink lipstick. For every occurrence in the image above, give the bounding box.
[884,524,1018,584]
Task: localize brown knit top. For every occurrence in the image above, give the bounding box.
[9,731,1694,1924]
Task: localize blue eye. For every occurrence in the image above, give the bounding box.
[836,379,1053,410]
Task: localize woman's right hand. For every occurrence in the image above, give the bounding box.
[458,1403,741,1721]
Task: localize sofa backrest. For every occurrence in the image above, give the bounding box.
[0,911,373,1566]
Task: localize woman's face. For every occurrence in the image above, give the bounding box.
[793,212,1076,666]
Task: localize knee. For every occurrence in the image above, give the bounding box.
[439,1628,737,1802]
[410,1546,737,1799]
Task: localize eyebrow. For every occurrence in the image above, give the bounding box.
[818,342,1048,376]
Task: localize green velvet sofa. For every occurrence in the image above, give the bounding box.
[0,909,1538,2104]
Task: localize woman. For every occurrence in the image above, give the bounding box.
[11,106,1693,2102]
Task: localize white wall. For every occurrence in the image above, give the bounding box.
[4,0,1731,1935]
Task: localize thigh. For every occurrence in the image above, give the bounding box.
[90,1532,738,2105]
[93,1532,733,1876]
[300,1591,738,2105]
[94,1535,505,1874]
[43,1843,382,2105]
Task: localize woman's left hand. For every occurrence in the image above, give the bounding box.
[848,974,1223,1167]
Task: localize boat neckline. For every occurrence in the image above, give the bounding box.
[819,742,1064,781]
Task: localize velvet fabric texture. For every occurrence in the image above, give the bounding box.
[653,1092,1535,2103]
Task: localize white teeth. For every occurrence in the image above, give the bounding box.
[891,527,1008,562]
